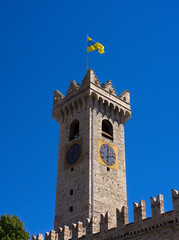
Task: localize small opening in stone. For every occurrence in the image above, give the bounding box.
[71,167,74,172]
[107,167,110,172]
[70,189,73,195]
[102,119,113,140]
[69,119,79,141]
[70,206,73,212]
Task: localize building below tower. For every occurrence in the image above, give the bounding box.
[32,189,179,240]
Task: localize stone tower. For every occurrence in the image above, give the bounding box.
[52,69,131,230]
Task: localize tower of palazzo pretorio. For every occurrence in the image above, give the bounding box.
[52,69,131,230]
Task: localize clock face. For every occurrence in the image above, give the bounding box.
[100,144,116,166]
[66,143,81,165]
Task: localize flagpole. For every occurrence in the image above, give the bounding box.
[86,34,88,72]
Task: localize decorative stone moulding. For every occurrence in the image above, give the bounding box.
[53,93,131,125]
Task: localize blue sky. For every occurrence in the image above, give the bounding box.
[0,0,179,237]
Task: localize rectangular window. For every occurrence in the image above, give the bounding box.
[70,189,73,195]
[71,167,74,172]
[70,206,73,212]
[107,167,110,172]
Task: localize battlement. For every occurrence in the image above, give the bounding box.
[32,189,179,240]
[52,69,131,125]
[54,69,126,100]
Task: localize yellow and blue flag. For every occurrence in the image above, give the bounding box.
[87,36,104,54]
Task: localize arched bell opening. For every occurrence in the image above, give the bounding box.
[69,119,79,141]
[102,119,113,141]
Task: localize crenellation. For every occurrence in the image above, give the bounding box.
[45,230,56,240]
[81,69,100,88]
[58,228,63,240]
[100,212,112,233]
[133,200,146,222]
[102,80,117,96]
[33,194,179,239]
[172,189,179,211]
[150,194,164,217]
[53,90,64,109]
[66,80,79,97]
[72,222,84,239]
[116,206,128,228]
[58,226,70,240]
[86,216,98,235]
[32,234,44,240]
[52,69,131,126]
[119,90,130,104]
[45,232,49,240]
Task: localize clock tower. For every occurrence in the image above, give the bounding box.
[52,69,131,230]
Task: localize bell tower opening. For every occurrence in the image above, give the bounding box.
[69,119,79,141]
[102,119,113,140]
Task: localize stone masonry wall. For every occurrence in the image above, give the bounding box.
[91,108,127,229]
[54,99,91,229]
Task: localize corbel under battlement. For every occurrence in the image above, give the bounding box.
[32,189,179,240]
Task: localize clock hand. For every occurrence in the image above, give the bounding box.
[107,155,108,164]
